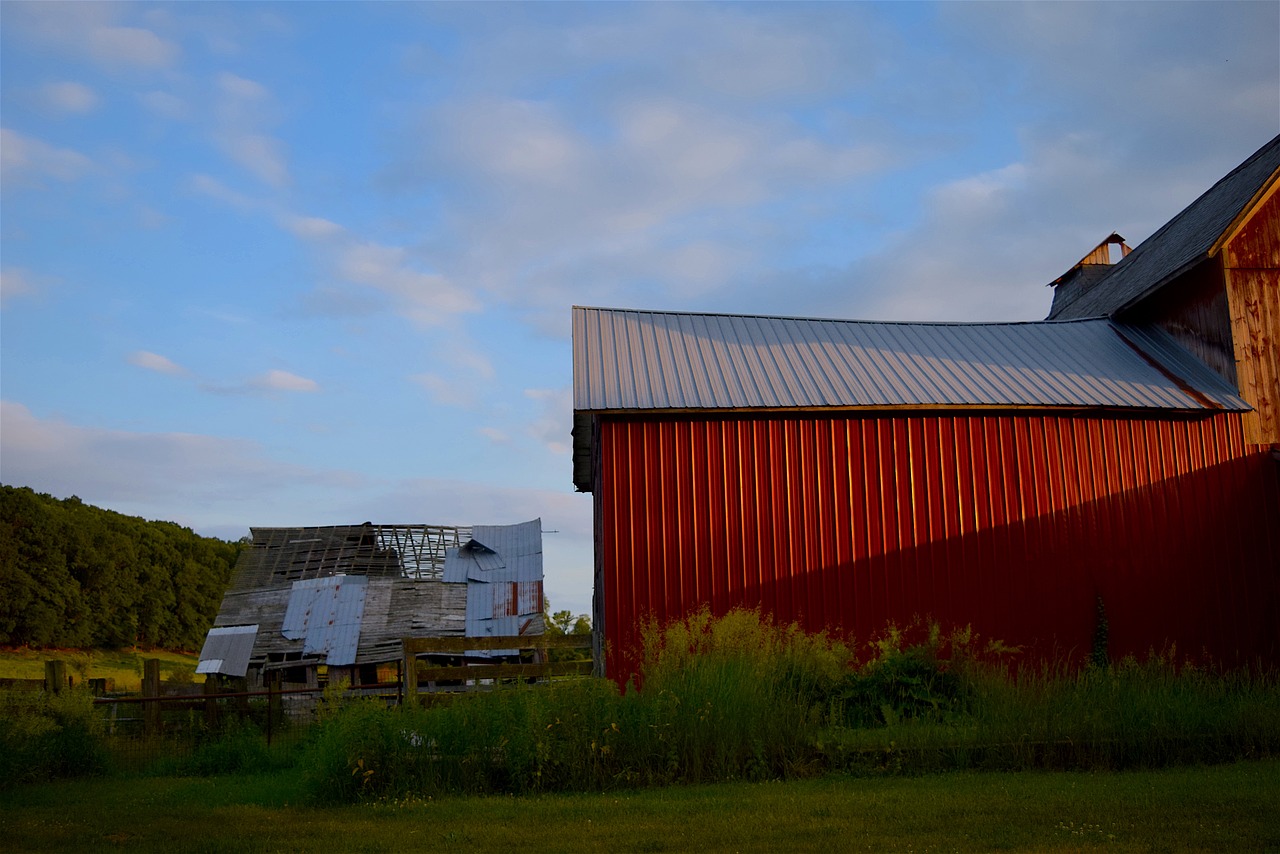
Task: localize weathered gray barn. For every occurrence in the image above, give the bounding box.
[199,519,545,687]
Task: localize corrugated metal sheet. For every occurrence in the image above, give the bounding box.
[572,307,1249,412]
[594,411,1280,683]
[209,523,473,674]
[442,519,545,652]
[197,625,259,677]
[1049,134,1280,320]
[281,576,368,667]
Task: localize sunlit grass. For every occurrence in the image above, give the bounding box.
[0,647,201,692]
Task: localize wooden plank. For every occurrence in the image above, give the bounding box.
[1223,176,1280,445]
[403,634,592,654]
[409,661,593,681]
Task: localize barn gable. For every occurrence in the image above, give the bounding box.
[1048,134,1280,321]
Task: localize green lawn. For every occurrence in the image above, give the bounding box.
[0,648,201,692]
[3,761,1278,852]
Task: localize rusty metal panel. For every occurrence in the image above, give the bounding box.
[595,411,1280,684]
[443,519,545,652]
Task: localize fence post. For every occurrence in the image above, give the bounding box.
[204,674,220,730]
[402,641,417,707]
[266,671,282,746]
[143,658,162,736]
[44,660,67,694]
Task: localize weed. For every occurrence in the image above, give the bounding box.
[0,686,107,787]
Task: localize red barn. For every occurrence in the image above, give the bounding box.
[572,136,1280,684]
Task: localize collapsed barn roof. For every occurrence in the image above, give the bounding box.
[200,520,544,677]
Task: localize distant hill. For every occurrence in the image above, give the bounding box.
[0,485,241,651]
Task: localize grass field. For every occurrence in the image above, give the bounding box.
[2,760,1278,852]
[0,647,201,692]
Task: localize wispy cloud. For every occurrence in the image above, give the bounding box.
[188,173,257,210]
[249,369,319,393]
[213,72,288,187]
[0,268,42,305]
[0,400,347,511]
[138,90,189,120]
[0,128,94,185]
[524,387,572,456]
[40,81,99,114]
[338,241,479,326]
[6,4,179,71]
[127,350,188,377]
[279,214,343,240]
[411,372,477,410]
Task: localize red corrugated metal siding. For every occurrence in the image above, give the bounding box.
[596,412,1280,683]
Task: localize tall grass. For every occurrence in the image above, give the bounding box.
[0,687,107,788]
[15,611,1274,801]
[824,646,1280,775]
[304,608,848,802]
[304,611,1280,802]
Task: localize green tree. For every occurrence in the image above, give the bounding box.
[0,485,240,650]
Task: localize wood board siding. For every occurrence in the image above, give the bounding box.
[1223,181,1280,445]
[593,411,1280,683]
[1121,260,1237,387]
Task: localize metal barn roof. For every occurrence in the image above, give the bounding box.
[571,306,1248,490]
[573,307,1248,413]
[1048,133,1280,320]
[197,625,259,677]
[280,575,368,667]
[444,519,545,648]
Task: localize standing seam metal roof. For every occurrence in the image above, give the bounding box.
[573,306,1249,414]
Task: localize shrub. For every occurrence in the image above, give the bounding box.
[835,622,997,727]
[0,687,107,787]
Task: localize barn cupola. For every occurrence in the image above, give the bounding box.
[1046,232,1132,318]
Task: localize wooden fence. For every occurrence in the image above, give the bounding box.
[402,634,594,704]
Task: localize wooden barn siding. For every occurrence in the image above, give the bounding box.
[595,412,1280,683]
[1124,261,1237,387]
[1223,180,1280,444]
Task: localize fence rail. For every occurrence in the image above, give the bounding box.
[402,634,594,703]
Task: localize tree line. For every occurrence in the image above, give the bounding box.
[0,485,241,651]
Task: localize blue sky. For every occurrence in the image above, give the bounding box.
[2,1,1277,619]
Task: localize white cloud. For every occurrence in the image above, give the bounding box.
[212,72,289,188]
[216,71,270,102]
[40,81,99,114]
[139,90,189,120]
[0,400,338,509]
[0,268,40,305]
[280,214,344,240]
[524,387,572,456]
[338,242,479,326]
[128,350,188,376]
[189,173,257,210]
[6,4,178,70]
[411,372,477,409]
[218,131,288,188]
[196,368,320,396]
[88,25,179,68]
[478,426,511,444]
[0,128,94,185]
[250,370,319,393]
[401,94,887,324]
